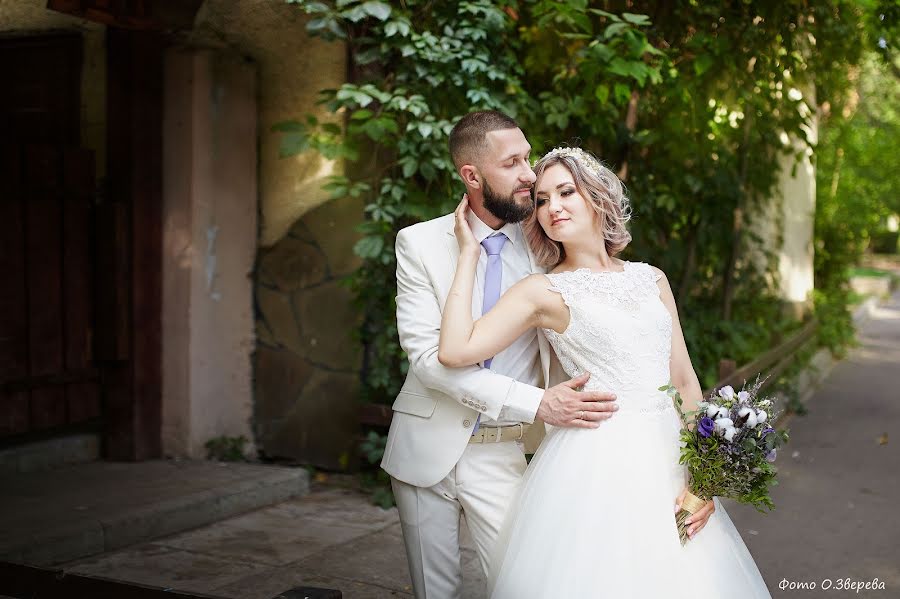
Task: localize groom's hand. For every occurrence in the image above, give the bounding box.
[536,372,618,428]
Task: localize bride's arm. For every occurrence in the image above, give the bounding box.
[655,265,716,536]
[438,200,552,368]
[652,266,703,415]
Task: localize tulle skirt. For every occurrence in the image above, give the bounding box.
[488,406,772,598]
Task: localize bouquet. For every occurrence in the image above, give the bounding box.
[659,377,789,545]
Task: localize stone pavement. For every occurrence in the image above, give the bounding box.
[59,482,486,598]
[723,290,900,597]
[11,291,899,599]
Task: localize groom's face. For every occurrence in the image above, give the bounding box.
[478,128,536,223]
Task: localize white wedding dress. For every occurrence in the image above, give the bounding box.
[488,261,772,598]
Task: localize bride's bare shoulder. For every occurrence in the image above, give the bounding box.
[509,274,569,308]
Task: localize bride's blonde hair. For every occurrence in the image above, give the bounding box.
[524,147,632,268]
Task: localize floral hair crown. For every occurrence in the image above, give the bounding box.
[537,146,606,178]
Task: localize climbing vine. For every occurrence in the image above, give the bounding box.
[280,0,874,403]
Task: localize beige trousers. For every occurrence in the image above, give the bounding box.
[391,441,527,599]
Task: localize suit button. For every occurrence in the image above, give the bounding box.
[463,419,471,428]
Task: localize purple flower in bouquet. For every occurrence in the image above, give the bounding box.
[766,449,777,462]
[698,417,715,438]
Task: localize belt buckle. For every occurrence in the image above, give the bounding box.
[513,422,523,440]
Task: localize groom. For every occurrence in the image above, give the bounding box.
[381,110,619,598]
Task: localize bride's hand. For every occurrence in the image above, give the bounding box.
[675,488,715,540]
[454,195,480,260]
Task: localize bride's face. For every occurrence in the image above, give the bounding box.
[534,163,598,244]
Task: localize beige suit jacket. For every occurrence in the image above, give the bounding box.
[381,213,561,488]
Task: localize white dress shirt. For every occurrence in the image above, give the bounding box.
[466,210,543,426]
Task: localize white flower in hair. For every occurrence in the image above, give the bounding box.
[539,146,604,175]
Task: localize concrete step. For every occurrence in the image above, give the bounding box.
[0,433,100,475]
[0,459,309,567]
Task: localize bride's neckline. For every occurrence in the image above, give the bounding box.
[549,261,632,276]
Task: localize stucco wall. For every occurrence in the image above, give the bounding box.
[190,0,348,247]
[162,48,258,458]
[0,0,106,180]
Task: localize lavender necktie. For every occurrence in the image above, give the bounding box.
[480,233,509,369]
[473,232,508,434]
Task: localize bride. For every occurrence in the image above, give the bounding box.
[438,147,772,598]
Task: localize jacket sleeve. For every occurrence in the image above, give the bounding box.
[394,228,543,422]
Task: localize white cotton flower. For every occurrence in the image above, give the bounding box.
[718,386,735,400]
[737,390,750,403]
[738,406,757,428]
[715,417,734,432]
[716,406,730,419]
[707,404,721,418]
[724,426,737,442]
[756,410,768,424]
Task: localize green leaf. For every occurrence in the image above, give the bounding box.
[604,22,629,40]
[417,123,433,138]
[587,9,621,22]
[594,84,610,105]
[306,17,329,32]
[354,236,385,259]
[613,83,631,104]
[693,54,714,76]
[621,12,651,26]
[278,131,308,157]
[361,1,391,21]
[351,109,373,120]
[303,2,329,13]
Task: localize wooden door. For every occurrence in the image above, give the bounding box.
[0,36,101,443]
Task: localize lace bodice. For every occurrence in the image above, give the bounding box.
[544,261,675,414]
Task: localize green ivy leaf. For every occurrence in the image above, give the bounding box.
[361,1,391,21]
[354,236,385,259]
[278,131,309,157]
[621,12,651,26]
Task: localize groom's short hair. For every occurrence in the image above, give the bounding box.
[449,110,520,170]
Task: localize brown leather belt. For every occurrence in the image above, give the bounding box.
[469,423,530,444]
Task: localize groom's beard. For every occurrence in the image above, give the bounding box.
[483,178,534,224]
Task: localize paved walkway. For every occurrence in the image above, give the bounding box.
[724,290,900,597]
[27,291,900,598]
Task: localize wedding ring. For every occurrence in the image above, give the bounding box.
[578,410,585,420]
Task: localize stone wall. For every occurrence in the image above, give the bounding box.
[188,2,361,467]
[255,196,363,469]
